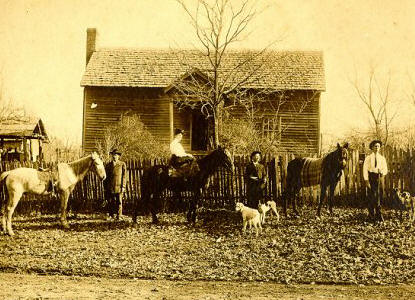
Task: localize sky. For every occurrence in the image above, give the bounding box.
[1,0,415,146]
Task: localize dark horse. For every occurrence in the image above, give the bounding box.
[132,146,234,224]
[283,143,349,218]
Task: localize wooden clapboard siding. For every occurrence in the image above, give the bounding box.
[83,87,319,154]
[83,87,191,152]
[227,91,320,154]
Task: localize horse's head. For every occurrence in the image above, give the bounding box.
[91,152,106,180]
[336,142,349,169]
[215,145,235,173]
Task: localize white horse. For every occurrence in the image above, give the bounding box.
[0,152,106,236]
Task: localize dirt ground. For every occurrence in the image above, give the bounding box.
[0,273,414,300]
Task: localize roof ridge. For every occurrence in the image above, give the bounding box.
[96,47,323,54]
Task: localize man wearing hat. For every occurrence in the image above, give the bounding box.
[169,128,198,177]
[245,151,267,208]
[363,140,388,223]
[104,149,127,220]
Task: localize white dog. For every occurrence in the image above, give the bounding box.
[258,201,280,224]
[393,188,414,221]
[235,202,262,236]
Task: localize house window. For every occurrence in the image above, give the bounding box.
[262,117,282,139]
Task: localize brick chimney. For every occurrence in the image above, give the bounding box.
[86,28,96,65]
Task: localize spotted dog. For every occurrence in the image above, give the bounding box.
[392,188,414,221]
[258,201,280,224]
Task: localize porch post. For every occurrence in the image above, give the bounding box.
[169,99,174,140]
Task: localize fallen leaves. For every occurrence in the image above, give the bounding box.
[0,208,414,284]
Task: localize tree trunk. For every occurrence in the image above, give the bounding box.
[213,106,220,148]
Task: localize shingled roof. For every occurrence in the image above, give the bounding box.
[81,49,325,91]
[0,119,48,141]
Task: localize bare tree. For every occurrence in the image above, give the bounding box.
[95,113,170,161]
[42,135,82,162]
[349,65,398,146]
[171,0,276,147]
[0,78,31,123]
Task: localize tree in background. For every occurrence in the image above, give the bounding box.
[96,113,169,161]
[349,65,398,147]
[219,117,270,156]
[172,0,275,148]
[42,136,82,162]
[0,78,32,123]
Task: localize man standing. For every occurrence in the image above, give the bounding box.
[104,149,127,220]
[363,140,388,223]
[245,151,267,208]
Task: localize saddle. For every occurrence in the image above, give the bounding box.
[37,166,59,197]
[168,155,200,179]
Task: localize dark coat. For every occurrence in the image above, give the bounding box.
[245,162,267,207]
[104,160,127,194]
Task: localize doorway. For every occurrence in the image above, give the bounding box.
[191,113,208,151]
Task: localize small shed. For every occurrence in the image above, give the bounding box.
[0,119,49,162]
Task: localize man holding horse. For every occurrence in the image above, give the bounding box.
[245,151,267,208]
[363,140,388,223]
[104,149,127,220]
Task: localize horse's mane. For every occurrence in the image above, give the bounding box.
[198,148,222,174]
[322,147,343,171]
[67,155,92,176]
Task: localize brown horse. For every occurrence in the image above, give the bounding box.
[283,143,349,218]
[0,152,106,235]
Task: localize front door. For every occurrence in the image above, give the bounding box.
[191,113,208,151]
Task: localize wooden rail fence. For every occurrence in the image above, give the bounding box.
[0,146,414,216]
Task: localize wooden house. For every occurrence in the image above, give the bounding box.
[81,28,325,155]
[0,119,49,162]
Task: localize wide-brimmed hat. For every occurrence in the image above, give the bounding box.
[369,140,382,150]
[109,149,122,156]
[250,151,262,160]
[174,128,184,136]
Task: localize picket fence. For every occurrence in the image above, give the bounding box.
[0,147,414,216]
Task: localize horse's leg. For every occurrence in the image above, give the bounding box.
[5,190,22,236]
[187,189,199,224]
[149,192,160,224]
[328,183,336,216]
[283,184,290,218]
[59,189,71,229]
[317,183,327,217]
[1,203,6,235]
[292,185,301,217]
[185,192,193,223]
[1,193,7,234]
[191,189,201,223]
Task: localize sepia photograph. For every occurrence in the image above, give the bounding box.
[1,0,415,299]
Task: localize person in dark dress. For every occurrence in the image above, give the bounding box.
[245,151,267,208]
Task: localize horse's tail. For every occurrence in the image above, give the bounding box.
[0,171,11,212]
[133,166,155,222]
[0,171,10,183]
